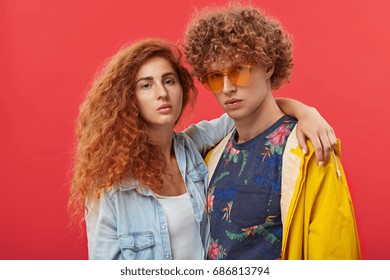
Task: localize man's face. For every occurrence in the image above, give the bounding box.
[204,60,274,122]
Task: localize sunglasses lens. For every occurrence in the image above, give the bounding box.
[200,65,252,93]
[202,72,224,93]
[228,65,251,86]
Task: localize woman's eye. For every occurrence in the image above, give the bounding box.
[164,79,175,85]
[141,83,152,89]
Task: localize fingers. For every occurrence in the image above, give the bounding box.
[297,125,335,165]
[328,127,337,147]
[319,127,338,163]
[311,136,325,166]
[297,128,327,165]
[296,129,308,155]
[308,128,337,165]
[318,129,332,164]
[293,106,338,166]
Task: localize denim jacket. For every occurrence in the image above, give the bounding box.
[86,114,233,260]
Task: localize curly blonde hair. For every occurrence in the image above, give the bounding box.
[69,39,197,223]
[184,3,293,89]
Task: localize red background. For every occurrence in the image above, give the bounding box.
[1,0,389,259]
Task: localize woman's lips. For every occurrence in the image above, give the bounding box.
[157,104,172,113]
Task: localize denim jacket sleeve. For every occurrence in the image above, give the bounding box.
[85,192,123,260]
[183,113,234,157]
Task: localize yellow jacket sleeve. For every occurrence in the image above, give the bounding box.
[282,140,361,259]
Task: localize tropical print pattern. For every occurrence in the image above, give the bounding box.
[208,115,296,259]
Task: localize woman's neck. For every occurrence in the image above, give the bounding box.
[147,130,173,160]
[147,126,186,196]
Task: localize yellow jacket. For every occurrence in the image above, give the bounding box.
[205,126,361,259]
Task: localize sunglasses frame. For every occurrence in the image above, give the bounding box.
[199,64,254,93]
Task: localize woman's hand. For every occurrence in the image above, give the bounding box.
[276,98,337,165]
[295,107,337,165]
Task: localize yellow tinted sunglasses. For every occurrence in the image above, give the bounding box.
[199,64,254,93]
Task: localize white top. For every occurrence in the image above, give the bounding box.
[155,192,202,259]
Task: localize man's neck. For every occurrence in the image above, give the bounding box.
[234,96,284,144]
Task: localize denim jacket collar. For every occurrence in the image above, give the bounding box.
[117,179,153,196]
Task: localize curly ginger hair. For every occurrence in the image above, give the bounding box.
[69,39,197,223]
[184,3,294,90]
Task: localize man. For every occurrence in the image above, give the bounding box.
[184,4,360,259]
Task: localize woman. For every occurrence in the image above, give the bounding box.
[69,38,337,259]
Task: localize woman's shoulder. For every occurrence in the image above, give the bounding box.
[173,131,203,158]
[173,131,197,147]
[100,178,140,198]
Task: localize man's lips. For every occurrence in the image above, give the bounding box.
[225,99,242,105]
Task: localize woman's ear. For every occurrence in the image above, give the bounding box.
[266,65,275,79]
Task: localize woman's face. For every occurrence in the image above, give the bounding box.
[135,56,183,130]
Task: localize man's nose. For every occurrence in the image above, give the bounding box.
[221,75,236,95]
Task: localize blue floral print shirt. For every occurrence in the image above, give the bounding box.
[207,115,297,260]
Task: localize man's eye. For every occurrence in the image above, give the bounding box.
[231,66,243,73]
[210,72,223,79]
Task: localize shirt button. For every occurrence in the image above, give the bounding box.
[161,225,166,230]
[165,254,171,259]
